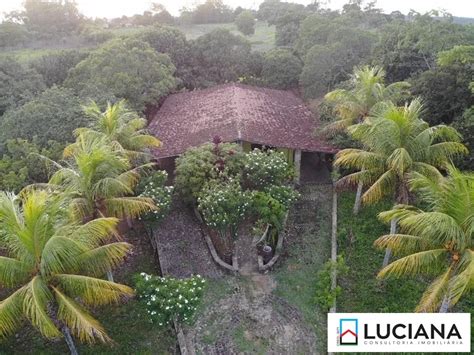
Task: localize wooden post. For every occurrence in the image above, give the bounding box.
[329,187,338,313]
[294,149,302,184]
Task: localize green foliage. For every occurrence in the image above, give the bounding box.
[0,86,91,148]
[22,0,83,37]
[314,256,349,311]
[79,25,115,45]
[137,170,173,223]
[0,21,29,48]
[235,10,256,36]
[300,29,375,98]
[186,29,253,88]
[30,50,89,87]
[134,25,188,66]
[263,184,300,210]
[243,149,294,189]
[175,141,244,204]
[335,99,467,205]
[0,139,63,192]
[373,12,474,82]
[0,57,45,115]
[135,273,206,327]
[453,107,474,170]
[0,190,134,343]
[65,38,177,111]
[251,191,286,231]
[198,179,251,235]
[183,0,234,24]
[410,61,473,125]
[262,48,302,89]
[375,167,474,312]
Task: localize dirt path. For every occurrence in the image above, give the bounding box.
[181,183,332,354]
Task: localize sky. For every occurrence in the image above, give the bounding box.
[0,0,473,19]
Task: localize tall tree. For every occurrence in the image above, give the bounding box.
[76,100,161,160]
[375,167,474,312]
[0,190,133,352]
[334,99,467,266]
[49,134,156,223]
[324,66,410,213]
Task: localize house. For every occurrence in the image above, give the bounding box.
[148,83,336,183]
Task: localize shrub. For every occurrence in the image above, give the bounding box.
[262,48,302,89]
[235,10,255,36]
[197,179,251,238]
[314,256,349,311]
[175,140,244,204]
[135,273,206,327]
[263,184,300,209]
[243,149,294,189]
[251,191,286,231]
[137,170,173,223]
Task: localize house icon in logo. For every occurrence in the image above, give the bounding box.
[339,319,358,345]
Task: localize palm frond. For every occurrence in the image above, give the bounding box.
[76,242,132,277]
[374,234,430,256]
[377,249,447,279]
[416,267,452,312]
[0,257,32,288]
[53,287,111,344]
[103,197,155,219]
[362,169,396,205]
[55,274,134,306]
[23,276,61,338]
[0,287,26,338]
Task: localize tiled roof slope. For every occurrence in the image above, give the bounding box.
[148,83,336,158]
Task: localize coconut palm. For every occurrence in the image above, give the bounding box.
[76,100,161,160]
[324,65,410,213]
[324,65,410,133]
[50,134,156,223]
[375,167,474,312]
[334,99,467,266]
[0,190,133,353]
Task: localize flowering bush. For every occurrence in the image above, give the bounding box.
[137,170,173,223]
[175,141,245,204]
[135,273,206,327]
[198,179,252,238]
[264,184,300,209]
[243,149,294,189]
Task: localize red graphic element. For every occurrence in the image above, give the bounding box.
[341,329,357,338]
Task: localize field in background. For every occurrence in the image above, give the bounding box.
[0,21,275,62]
[177,21,275,51]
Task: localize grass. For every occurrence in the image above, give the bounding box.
[337,192,427,312]
[177,20,275,51]
[0,227,176,354]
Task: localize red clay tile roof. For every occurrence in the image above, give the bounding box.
[148,83,336,158]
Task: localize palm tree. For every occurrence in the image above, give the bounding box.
[375,167,473,312]
[50,134,156,223]
[324,66,410,213]
[334,99,467,266]
[76,100,161,160]
[0,190,133,353]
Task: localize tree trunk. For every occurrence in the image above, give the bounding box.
[382,218,397,268]
[106,269,114,282]
[439,295,450,313]
[353,181,363,215]
[62,326,79,355]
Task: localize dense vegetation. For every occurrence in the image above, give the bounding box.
[0,0,473,352]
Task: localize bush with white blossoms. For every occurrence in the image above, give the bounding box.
[243,149,294,189]
[137,170,173,222]
[197,179,252,238]
[135,273,206,327]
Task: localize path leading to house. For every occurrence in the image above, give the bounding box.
[152,174,332,354]
[179,183,332,354]
[153,197,223,279]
